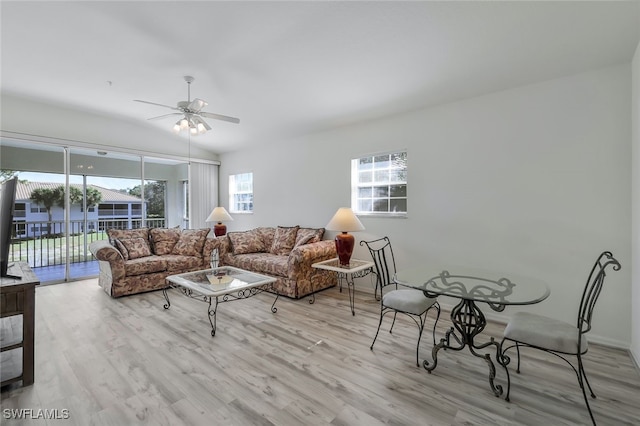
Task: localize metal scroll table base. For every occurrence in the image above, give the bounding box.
[423,297,506,397]
[162,284,278,337]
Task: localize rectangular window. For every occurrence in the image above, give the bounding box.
[351,151,407,216]
[30,204,47,213]
[229,172,253,213]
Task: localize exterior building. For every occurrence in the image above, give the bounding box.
[14,182,144,238]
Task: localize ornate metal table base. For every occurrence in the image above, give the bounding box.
[423,298,505,397]
[163,284,278,337]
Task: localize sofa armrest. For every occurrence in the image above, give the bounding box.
[89,240,126,281]
[288,240,336,277]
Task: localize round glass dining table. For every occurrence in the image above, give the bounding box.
[394,266,550,397]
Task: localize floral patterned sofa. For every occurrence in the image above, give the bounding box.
[89,227,215,297]
[217,226,337,299]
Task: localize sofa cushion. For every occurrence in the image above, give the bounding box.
[150,228,181,255]
[228,253,289,277]
[295,227,325,248]
[116,237,152,260]
[172,228,210,257]
[270,226,300,256]
[228,228,267,254]
[124,256,166,276]
[164,255,204,272]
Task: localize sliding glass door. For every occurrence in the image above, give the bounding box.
[1,137,190,283]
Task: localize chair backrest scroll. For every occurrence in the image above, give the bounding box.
[577,251,621,335]
[360,237,397,290]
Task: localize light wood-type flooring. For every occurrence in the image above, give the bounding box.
[2,279,639,425]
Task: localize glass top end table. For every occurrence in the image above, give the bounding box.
[312,258,375,315]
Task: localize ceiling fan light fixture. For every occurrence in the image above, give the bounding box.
[134,76,239,136]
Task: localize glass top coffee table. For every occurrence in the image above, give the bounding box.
[164,266,278,337]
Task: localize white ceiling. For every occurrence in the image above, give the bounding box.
[1,1,639,154]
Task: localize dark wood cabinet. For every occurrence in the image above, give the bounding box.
[1,262,38,388]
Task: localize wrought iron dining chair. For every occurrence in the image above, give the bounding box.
[360,237,440,366]
[499,251,621,425]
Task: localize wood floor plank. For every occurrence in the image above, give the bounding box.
[1,279,639,425]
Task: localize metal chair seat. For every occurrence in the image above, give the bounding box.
[383,288,439,317]
[504,311,588,354]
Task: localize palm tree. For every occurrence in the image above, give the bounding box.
[30,187,61,233]
[54,186,103,209]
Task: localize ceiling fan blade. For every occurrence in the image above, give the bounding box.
[147,113,182,121]
[134,99,180,110]
[199,111,240,124]
[188,98,208,112]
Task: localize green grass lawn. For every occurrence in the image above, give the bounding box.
[11,232,109,265]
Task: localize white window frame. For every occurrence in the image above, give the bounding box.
[351,150,407,217]
[229,172,253,213]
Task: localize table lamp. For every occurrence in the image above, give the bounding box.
[325,207,365,266]
[206,206,234,237]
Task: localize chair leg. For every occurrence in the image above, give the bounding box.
[389,312,398,333]
[370,309,385,350]
[577,354,597,426]
[515,342,521,373]
[578,357,596,399]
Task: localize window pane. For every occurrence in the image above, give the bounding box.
[359,157,373,170]
[374,170,389,182]
[390,184,406,197]
[374,155,390,168]
[358,171,372,184]
[358,199,372,212]
[358,187,372,198]
[373,186,389,197]
[390,199,407,213]
[373,199,389,212]
[389,170,406,182]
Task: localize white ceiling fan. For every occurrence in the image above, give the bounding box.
[134,76,239,135]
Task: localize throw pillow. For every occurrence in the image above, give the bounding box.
[228,229,267,255]
[294,227,325,248]
[117,237,152,260]
[172,228,210,257]
[270,226,300,256]
[113,239,130,260]
[150,228,181,255]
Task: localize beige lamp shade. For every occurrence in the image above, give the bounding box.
[206,207,234,223]
[206,206,233,237]
[325,207,365,232]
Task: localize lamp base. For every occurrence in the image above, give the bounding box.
[335,232,355,266]
[213,223,227,237]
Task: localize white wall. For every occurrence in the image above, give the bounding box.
[632,41,640,364]
[220,65,632,348]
